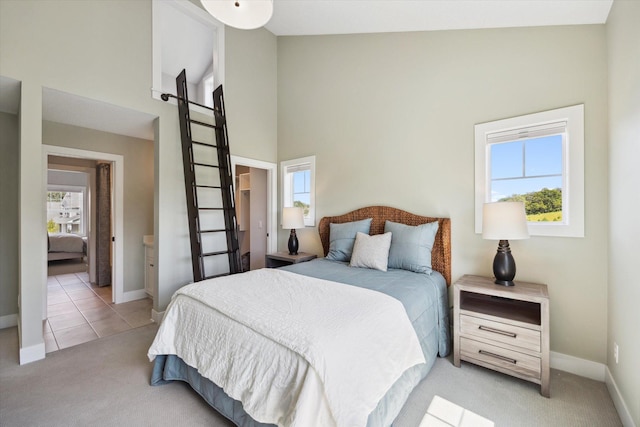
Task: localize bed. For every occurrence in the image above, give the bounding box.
[47,234,87,262]
[148,206,451,427]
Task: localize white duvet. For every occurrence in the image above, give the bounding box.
[148,268,425,427]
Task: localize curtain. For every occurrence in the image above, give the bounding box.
[96,163,112,287]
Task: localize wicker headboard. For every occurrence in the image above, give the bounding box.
[318,206,451,286]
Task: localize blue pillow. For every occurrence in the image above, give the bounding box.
[385,220,439,273]
[325,218,373,262]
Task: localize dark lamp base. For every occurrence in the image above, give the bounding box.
[493,239,517,287]
[288,229,299,255]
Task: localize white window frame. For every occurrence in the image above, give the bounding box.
[475,104,584,237]
[281,156,316,227]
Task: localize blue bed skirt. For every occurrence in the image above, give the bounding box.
[151,352,435,427]
[152,354,270,427]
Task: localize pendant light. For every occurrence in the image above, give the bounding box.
[200,0,274,30]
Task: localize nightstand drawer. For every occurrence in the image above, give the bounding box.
[460,314,541,353]
[460,337,541,379]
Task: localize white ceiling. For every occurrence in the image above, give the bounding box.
[264,0,613,36]
[42,88,156,140]
[0,78,155,141]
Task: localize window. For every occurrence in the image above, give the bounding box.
[475,105,584,237]
[281,156,315,227]
[47,188,86,236]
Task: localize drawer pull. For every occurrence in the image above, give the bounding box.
[479,349,517,364]
[478,325,517,338]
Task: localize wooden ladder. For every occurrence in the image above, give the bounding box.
[165,69,242,282]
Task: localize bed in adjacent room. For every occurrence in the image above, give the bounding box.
[47,233,87,262]
[148,206,451,427]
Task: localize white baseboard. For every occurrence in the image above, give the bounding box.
[550,351,605,381]
[605,367,637,427]
[19,342,45,365]
[122,289,149,303]
[0,313,18,329]
[551,352,635,426]
[151,309,165,324]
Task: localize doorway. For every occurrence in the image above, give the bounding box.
[42,145,124,309]
[46,156,116,286]
[231,156,277,270]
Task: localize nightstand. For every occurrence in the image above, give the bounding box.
[265,252,317,268]
[453,275,550,397]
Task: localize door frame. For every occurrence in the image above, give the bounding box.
[230,156,277,255]
[42,145,124,311]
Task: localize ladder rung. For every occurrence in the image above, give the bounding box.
[198,207,225,211]
[192,162,224,169]
[192,141,219,149]
[201,250,233,257]
[190,119,220,129]
[198,229,228,234]
[204,272,231,280]
[195,184,222,189]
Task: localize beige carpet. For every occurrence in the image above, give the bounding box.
[0,325,622,426]
[395,354,622,427]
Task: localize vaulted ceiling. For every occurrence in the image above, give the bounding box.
[264,0,613,36]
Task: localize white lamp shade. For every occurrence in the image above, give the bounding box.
[282,207,305,229]
[482,202,529,240]
[201,0,273,30]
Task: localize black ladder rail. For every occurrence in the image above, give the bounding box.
[173,69,242,282]
[213,84,243,275]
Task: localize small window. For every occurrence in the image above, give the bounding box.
[475,105,584,237]
[47,189,86,236]
[281,156,315,227]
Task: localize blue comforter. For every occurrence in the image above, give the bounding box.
[282,258,450,359]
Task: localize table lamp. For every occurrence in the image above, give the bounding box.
[482,201,530,286]
[282,207,305,255]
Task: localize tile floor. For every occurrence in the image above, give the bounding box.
[45,271,153,353]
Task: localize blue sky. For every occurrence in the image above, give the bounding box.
[490,135,563,201]
[292,170,311,205]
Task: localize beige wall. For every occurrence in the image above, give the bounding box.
[43,121,154,293]
[607,1,640,425]
[277,26,609,363]
[0,0,278,359]
[0,112,19,319]
[225,27,278,163]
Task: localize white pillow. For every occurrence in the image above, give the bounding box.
[349,232,392,272]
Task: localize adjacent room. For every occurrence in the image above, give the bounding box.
[0,0,637,426]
